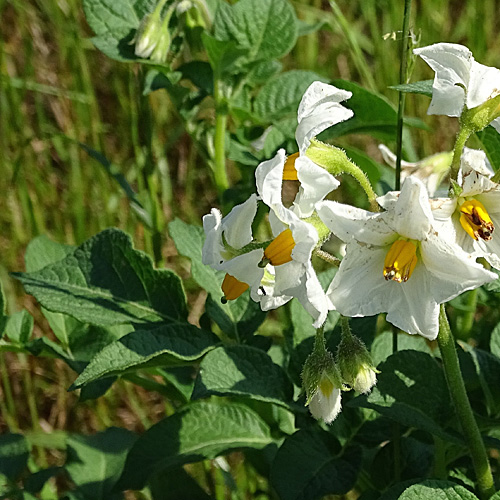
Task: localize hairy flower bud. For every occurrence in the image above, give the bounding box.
[336,333,377,394]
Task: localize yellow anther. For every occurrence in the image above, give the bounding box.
[459,199,494,241]
[221,274,249,302]
[283,152,299,181]
[383,240,418,283]
[264,229,295,266]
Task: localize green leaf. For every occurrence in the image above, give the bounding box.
[270,429,361,500]
[253,70,327,122]
[213,0,298,64]
[202,33,249,75]
[350,350,458,443]
[389,80,433,97]
[82,0,157,62]
[370,330,433,367]
[118,401,273,490]
[149,468,211,500]
[476,125,500,171]
[326,79,399,140]
[398,480,479,499]
[13,229,187,326]
[460,342,500,415]
[192,345,293,406]
[0,434,30,481]
[489,492,500,500]
[24,235,82,346]
[70,322,219,389]
[205,294,266,340]
[24,467,62,494]
[0,278,5,338]
[65,427,137,500]
[491,321,500,358]
[4,310,33,344]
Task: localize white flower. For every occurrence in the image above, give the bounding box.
[202,193,329,326]
[316,177,496,339]
[256,82,353,218]
[352,364,377,394]
[308,379,342,424]
[414,43,500,132]
[430,149,500,269]
[378,144,451,197]
[202,194,264,295]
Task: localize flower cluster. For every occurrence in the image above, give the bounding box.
[202,43,500,423]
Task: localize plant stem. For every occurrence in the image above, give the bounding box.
[213,79,229,196]
[449,126,472,183]
[395,0,412,191]
[437,304,495,499]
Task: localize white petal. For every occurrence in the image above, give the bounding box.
[421,233,497,304]
[389,177,432,240]
[223,194,258,249]
[378,144,419,169]
[309,386,342,424]
[467,60,500,109]
[316,201,395,246]
[296,81,353,152]
[414,43,473,116]
[376,190,400,210]
[255,150,286,208]
[221,249,265,289]
[327,243,440,338]
[202,208,224,267]
[430,197,457,221]
[293,155,339,217]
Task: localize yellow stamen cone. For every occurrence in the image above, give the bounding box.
[264,229,295,266]
[283,152,299,181]
[383,240,418,283]
[459,199,494,241]
[221,274,249,302]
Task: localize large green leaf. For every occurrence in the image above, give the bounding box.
[253,70,327,122]
[270,429,361,500]
[4,310,33,345]
[149,468,211,500]
[83,0,157,61]
[213,0,298,65]
[491,321,500,358]
[192,345,293,406]
[398,480,479,499]
[65,427,137,500]
[389,80,433,97]
[118,401,273,490]
[350,350,458,443]
[326,80,399,140]
[13,229,187,326]
[70,322,219,389]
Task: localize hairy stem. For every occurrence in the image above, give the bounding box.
[437,305,495,499]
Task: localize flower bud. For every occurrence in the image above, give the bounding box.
[134,0,170,60]
[302,349,343,424]
[336,334,377,394]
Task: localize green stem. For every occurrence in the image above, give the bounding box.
[449,126,472,183]
[437,304,495,499]
[306,140,378,211]
[460,288,478,339]
[213,78,229,196]
[340,315,352,341]
[433,436,447,479]
[395,0,412,191]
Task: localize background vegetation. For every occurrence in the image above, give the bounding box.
[1,0,500,498]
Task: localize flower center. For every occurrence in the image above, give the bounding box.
[283,152,299,180]
[383,239,418,283]
[262,229,295,266]
[221,273,249,302]
[459,199,494,241]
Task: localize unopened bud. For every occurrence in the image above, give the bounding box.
[302,348,343,424]
[337,333,377,394]
[134,0,171,60]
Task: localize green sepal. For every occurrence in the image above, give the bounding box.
[449,178,463,198]
[461,93,500,134]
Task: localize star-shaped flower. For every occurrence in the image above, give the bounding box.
[256,82,353,218]
[316,177,496,339]
[414,42,500,132]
